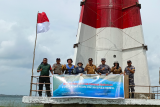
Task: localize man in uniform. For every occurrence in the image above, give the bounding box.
[124,60,135,98]
[84,58,98,74]
[97,58,111,75]
[63,58,76,75]
[52,58,63,75]
[37,58,53,97]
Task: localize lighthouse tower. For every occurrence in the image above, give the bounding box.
[73,0,150,93]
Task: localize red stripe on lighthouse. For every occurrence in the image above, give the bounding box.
[122,0,142,29]
[79,0,142,29]
[79,0,97,28]
[96,0,123,29]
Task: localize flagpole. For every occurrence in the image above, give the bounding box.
[30,11,39,96]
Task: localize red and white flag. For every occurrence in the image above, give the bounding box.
[37,12,50,33]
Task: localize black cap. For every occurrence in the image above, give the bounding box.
[56,58,60,60]
[114,61,119,64]
[77,61,83,66]
[101,58,106,61]
[88,58,93,61]
[127,60,132,63]
[67,58,73,62]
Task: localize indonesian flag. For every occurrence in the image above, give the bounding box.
[37,12,50,33]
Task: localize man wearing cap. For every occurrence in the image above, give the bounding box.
[124,60,135,98]
[73,62,86,75]
[97,58,111,75]
[63,58,76,75]
[52,58,63,75]
[84,58,97,74]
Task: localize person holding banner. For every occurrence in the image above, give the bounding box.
[84,58,98,74]
[52,58,63,75]
[37,58,53,97]
[97,58,111,75]
[124,60,135,98]
[63,58,76,75]
[111,61,123,74]
[73,62,86,75]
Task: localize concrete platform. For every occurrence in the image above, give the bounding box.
[22,96,160,106]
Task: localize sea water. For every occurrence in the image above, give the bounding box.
[0,96,42,107]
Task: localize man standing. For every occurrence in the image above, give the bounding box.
[84,58,97,74]
[63,58,76,75]
[37,58,53,97]
[97,58,111,75]
[124,60,135,98]
[52,58,63,75]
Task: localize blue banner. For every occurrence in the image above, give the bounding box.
[52,74,124,99]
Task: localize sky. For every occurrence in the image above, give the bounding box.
[0,0,160,95]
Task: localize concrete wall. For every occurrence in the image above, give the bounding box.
[73,24,150,93]
[22,96,160,106]
[96,27,123,67]
[73,23,96,66]
[122,25,150,93]
[44,104,160,107]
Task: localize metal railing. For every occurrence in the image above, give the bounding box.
[30,76,52,97]
[127,79,160,99]
[29,75,160,99]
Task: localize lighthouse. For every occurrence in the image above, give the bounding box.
[73,0,150,93]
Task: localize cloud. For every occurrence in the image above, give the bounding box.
[139,0,160,86]
[0,0,81,95]
[0,20,17,32]
[0,0,160,95]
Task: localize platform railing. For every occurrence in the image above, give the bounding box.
[30,76,52,97]
[127,85,160,99]
[30,75,160,99]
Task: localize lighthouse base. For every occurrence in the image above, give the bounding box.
[22,96,160,106]
[43,104,160,107]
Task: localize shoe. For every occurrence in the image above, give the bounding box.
[47,95,51,97]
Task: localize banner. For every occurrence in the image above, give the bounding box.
[52,74,124,99]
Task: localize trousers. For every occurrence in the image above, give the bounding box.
[129,87,135,98]
[38,77,51,96]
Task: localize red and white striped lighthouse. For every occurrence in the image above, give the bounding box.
[73,0,150,93]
